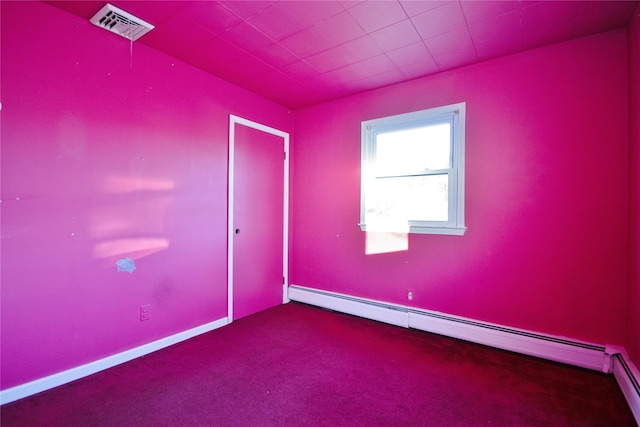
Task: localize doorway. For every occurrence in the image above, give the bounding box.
[228,115,289,322]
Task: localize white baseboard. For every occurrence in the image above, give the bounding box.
[609,347,640,425]
[288,284,606,372]
[0,317,229,405]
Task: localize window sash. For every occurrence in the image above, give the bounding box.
[372,120,454,177]
[365,170,457,227]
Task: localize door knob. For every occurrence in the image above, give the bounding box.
[235,228,240,234]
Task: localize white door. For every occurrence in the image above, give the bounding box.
[228,115,289,322]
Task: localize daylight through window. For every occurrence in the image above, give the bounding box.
[360,103,466,235]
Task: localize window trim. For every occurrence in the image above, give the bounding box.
[359,102,466,236]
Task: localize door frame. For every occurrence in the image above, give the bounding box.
[228,114,290,323]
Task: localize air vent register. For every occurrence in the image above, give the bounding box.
[90,4,154,41]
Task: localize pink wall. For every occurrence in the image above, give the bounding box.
[1,0,635,396]
[628,4,640,362]
[291,30,630,346]
[0,1,292,390]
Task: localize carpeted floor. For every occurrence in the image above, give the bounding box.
[1,302,636,426]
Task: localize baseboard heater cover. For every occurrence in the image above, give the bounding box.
[0,317,229,405]
[288,284,606,372]
[288,284,409,328]
[610,349,640,425]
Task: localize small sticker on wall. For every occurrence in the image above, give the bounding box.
[116,257,136,273]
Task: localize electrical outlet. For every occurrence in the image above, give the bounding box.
[140,304,151,321]
[407,291,413,301]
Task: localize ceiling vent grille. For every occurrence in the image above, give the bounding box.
[90,4,154,41]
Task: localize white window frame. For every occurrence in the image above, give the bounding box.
[359,102,466,236]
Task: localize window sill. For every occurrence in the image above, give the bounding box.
[358,223,467,236]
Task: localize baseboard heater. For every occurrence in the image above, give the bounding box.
[288,284,640,423]
[611,351,640,422]
[288,284,606,369]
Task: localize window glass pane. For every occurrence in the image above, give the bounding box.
[375,123,451,175]
[367,174,448,223]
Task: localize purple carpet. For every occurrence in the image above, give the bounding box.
[1,302,636,426]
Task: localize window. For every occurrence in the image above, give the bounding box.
[359,102,466,235]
